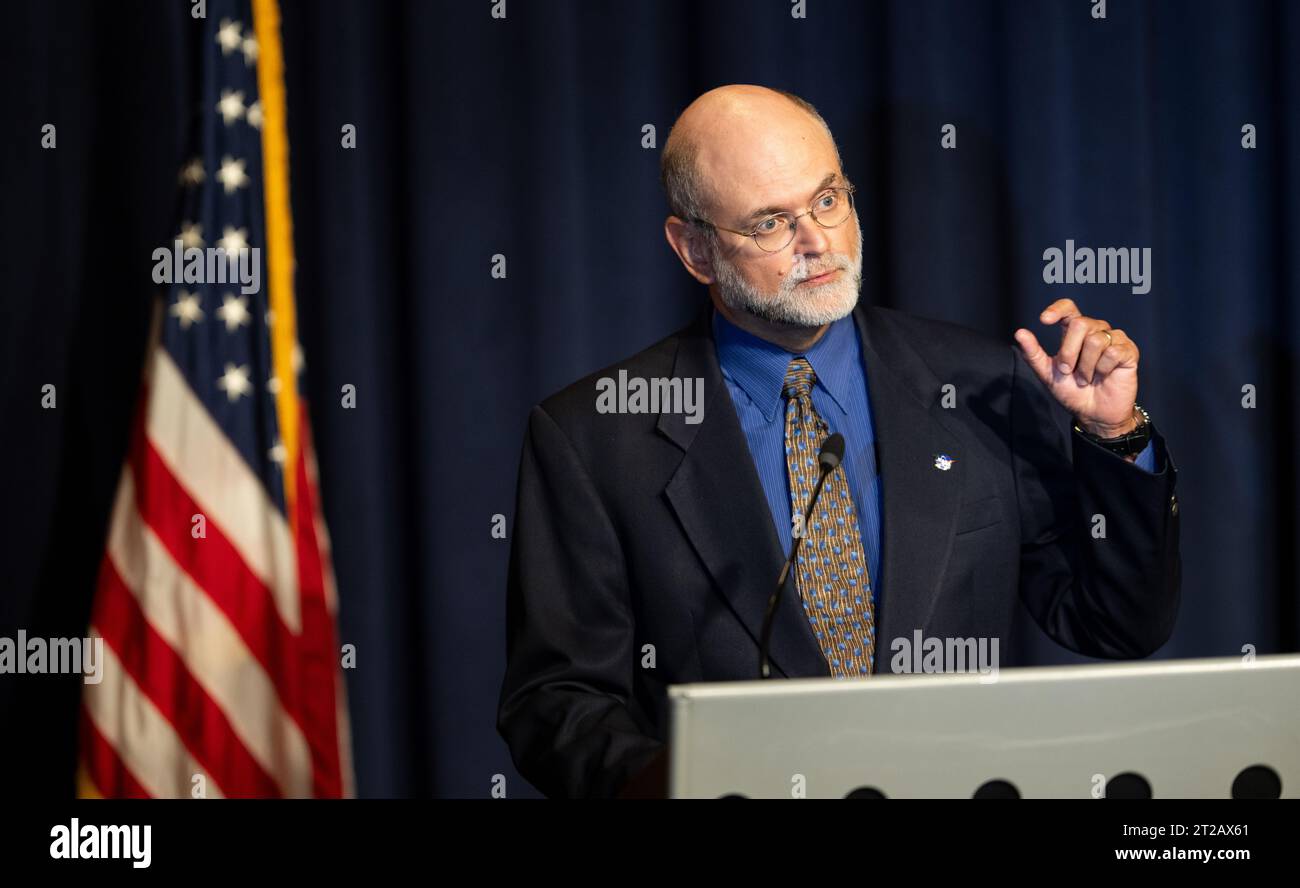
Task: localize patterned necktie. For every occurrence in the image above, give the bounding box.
[782,357,876,678]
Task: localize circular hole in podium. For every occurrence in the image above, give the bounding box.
[972,779,1020,799]
[717,793,749,799]
[844,787,888,798]
[1231,764,1281,799]
[1105,772,1152,799]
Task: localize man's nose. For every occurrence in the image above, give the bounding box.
[790,213,832,256]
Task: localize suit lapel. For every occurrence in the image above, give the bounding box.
[658,312,830,680]
[853,306,967,666]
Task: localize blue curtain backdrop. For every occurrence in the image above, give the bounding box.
[1,0,1296,798]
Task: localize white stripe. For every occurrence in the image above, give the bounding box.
[82,634,226,799]
[145,349,300,632]
[105,470,315,797]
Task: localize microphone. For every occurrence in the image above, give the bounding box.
[758,432,845,679]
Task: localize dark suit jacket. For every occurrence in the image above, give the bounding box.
[498,303,1181,799]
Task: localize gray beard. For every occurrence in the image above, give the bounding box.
[712,217,864,328]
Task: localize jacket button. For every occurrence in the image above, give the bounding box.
[1170,495,1179,516]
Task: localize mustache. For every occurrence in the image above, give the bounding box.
[789,255,851,285]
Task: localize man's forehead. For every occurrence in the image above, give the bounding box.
[701,130,836,194]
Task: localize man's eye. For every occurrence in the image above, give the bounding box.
[818,192,838,209]
[755,218,780,234]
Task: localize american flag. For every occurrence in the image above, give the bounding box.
[78,0,353,798]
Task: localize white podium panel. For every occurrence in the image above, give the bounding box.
[668,654,1300,798]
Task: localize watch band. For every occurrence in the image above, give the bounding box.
[1074,404,1153,458]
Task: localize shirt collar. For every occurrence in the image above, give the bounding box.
[712,308,859,422]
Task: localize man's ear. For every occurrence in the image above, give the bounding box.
[664,216,716,286]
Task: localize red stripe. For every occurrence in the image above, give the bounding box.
[85,382,350,798]
[79,708,152,799]
[93,556,283,797]
[128,428,312,737]
[293,413,344,797]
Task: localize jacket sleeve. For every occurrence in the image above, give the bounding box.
[1010,347,1181,658]
[497,405,665,798]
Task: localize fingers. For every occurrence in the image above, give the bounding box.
[1026,301,1141,384]
[1013,328,1054,385]
[1092,328,1139,377]
[1039,298,1080,325]
[1075,329,1113,383]
[1055,315,1111,377]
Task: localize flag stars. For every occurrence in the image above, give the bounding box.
[216,363,252,402]
[268,439,287,467]
[178,157,205,187]
[246,100,263,130]
[216,225,249,255]
[216,19,243,56]
[216,89,247,126]
[242,35,259,66]
[216,293,251,332]
[216,156,249,194]
[170,291,204,329]
[178,221,204,250]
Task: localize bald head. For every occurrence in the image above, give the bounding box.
[660,85,842,224]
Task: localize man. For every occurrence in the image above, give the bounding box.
[498,85,1180,799]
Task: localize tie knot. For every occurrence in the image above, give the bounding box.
[783,358,816,399]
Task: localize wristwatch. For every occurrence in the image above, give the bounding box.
[1074,404,1154,458]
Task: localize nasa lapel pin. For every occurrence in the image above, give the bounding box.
[934,453,955,472]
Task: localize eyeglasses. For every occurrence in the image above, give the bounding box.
[693,183,857,253]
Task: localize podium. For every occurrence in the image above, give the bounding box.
[667,654,1300,798]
